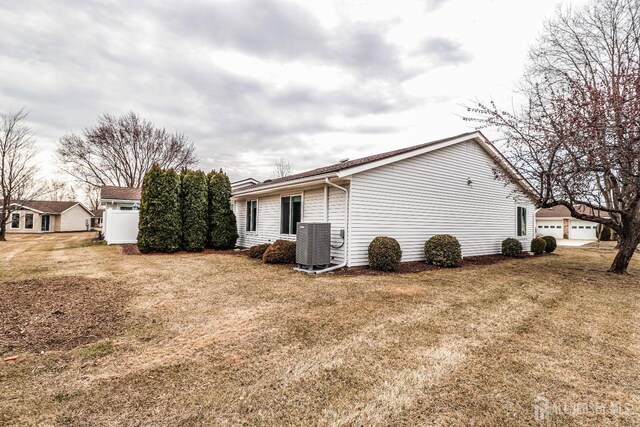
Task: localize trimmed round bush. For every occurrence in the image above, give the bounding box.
[501,238,523,257]
[530,237,547,255]
[263,240,296,264]
[368,236,402,271]
[542,236,557,253]
[424,234,462,267]
[598,225,613,241]
[248,243,270,259]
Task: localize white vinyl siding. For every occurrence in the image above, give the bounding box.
[348,140,535,266]
[59,204,92,232]
[234,184,347,263]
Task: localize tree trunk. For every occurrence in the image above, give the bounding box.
[608,236,639,274]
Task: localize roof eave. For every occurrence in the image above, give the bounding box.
[231,173,339,198]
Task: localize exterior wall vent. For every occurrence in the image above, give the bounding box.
[296,223,331,270]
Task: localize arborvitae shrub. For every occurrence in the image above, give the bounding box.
[138,165,181,253]
[368,236,403,271]
[598,225,613,241]
[424,234,462,267]
[207,170,238,249]
[501,238,523,257]
[263,240,296,264]
[530,237,547,255]
[249,243,270,259]
[180,169,208,252]
[542,235,557,253]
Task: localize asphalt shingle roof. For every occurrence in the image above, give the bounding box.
[100,186,142,201]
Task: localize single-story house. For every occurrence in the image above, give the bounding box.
[100,186,141,210]
[231,131,537,267]
[536,205,608,240]
[91,209,104,228]
[6,200,93,233]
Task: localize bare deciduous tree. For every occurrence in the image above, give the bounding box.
[467,0,640,274]
[84,183,101,212]
[0,109,42,241]
[273,157,292,178]
[44,179,77,201]
[58,112,198,188]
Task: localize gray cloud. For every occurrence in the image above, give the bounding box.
[418,36,472,65]
[0,0,431,182]
[424,0,451,11]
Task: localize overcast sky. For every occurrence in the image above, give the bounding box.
[0,0,589,182]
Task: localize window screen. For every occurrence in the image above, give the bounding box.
[516,207,527,237]
[11,213,19,228]
[281,195,302,234]
[246,200,257,232]
[25,213,33,229]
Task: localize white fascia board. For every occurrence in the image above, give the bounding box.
[336,133,483,178]
[60,203,94,215]
[231,174,338,199]
[8,203,44,214]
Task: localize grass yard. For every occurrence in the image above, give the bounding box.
[1,233,639,426]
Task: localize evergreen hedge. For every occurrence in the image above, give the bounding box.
[208,170,238,249]
[180,169,208,252]
[138,164,181,253]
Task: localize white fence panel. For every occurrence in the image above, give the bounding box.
[104,210,139,244]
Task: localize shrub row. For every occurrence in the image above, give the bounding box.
[249,240,296,264]
[138,165,238,253]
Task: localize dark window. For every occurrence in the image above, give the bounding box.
[246,200,257,232]
[544,225,549,228]
[120,206,133,211]
[516,207,527,237]
[572,226,577,229]
[10,213,19,229]
[579,226,584,229]
[280,195,302,234]
[25,213,33,229]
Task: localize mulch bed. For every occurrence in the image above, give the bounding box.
[332,253,535,276]
[0,276,130,355]
[121,244,249,257]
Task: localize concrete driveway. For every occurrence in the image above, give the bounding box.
[556,239,594,247]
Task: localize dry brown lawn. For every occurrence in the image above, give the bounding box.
[1,232,639,426]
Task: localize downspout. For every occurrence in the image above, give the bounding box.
[296,178,349,275]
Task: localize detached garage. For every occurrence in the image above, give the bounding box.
[536,205,607,240]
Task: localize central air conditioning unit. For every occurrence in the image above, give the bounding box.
[296,223,331,270]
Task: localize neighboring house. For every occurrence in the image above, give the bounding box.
[231,131,537,267]
[6,200,93,233]
[231,178,259,192]
[91,209,104,228]
[100,186,142,210]
[536,205,608,240]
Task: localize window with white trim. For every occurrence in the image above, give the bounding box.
[246,200,257,232]
[25,213,34,229]
[10,213,20,229]
[516,206,527,237]
[280,195,302,235]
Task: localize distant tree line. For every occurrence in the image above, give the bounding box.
[137,165,237,253]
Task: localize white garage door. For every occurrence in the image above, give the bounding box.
[537,220,564,239]
[570,220,597,240]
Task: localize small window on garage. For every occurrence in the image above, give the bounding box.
[572,226,577,229]
[579,226,584,229]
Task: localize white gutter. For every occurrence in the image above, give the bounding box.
[295,178,349,275]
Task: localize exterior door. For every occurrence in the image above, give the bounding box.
[41,215,50,232]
